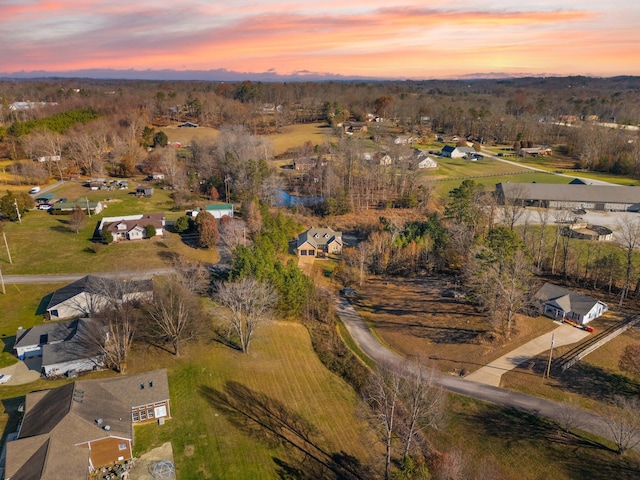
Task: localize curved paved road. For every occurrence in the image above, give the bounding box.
[335,297,634,450]
[479,150,616,186]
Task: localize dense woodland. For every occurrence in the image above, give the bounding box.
[2,77,640,478]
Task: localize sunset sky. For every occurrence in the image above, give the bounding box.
[1,0,639,79]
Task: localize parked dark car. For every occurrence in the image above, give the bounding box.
[340,288,357,297]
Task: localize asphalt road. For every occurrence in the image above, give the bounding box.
[1,268,174,284]
[335,296,635,450]
[479,149,617,186]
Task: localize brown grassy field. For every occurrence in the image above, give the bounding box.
[266,122,334,156]
[159,122,334,157]
[352,276,557,376]
[159,125,219,146]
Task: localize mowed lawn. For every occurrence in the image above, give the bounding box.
[129,321,381,479]
[0,180,218,275]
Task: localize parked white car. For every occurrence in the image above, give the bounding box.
[0,374,12,384]
[29,187,41,194]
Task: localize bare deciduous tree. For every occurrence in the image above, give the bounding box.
[219,218,248,249]
[365,366,403,480]
[400,363,446,459]
[603,396,640,454]
[616,218,640,304]
[216,277,276,353]
[80,276,150,373]
[171,256,210,294]
[146,277,202,356]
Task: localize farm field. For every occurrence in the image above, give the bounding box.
[266,122,334,156]
[159,122,335,157]
[159,125,219,146]
[429,171,571,201]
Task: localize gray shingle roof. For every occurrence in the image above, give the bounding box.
[297,227,342,249]
[534,282,602,316]
[6,370,170,480]
[14,319,79,351]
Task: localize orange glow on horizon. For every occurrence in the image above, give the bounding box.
[1,1,638,77]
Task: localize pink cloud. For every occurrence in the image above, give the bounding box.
[0,2,638,77]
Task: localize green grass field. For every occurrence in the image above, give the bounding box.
[0,181,218,274]
[430,170,570,197]
[128,321,381,479]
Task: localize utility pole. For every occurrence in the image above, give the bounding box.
[544,333,555,379]
[3,232,12,264]
[86,197,92,217]
[14,199,21,224]
[0,267,5,294]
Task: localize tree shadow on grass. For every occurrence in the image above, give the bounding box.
[470,406,640,480]
[50,224,72,234]
[200,381,372,480]
[554,363,640,404]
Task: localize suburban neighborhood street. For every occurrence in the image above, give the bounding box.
[335,297,635,450]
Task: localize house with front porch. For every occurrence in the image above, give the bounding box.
[534,282,608,325]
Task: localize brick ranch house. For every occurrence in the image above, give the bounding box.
[4,370,170,480]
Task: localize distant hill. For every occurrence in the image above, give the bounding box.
[1,68,621,83]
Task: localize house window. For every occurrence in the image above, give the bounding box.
[132,411,139,422]
[154,405,167,418]
[147,408,154,419]
[118,443,127,451]
[140,410,147,420]
[300,250,307,256]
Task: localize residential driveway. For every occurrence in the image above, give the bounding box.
[334,297,633,450]
[297,256,315,276]
[0,358,41,386]
[464,322,590,386]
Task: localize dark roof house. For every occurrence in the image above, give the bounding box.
[45,275,153,321]
[98,214,166,242]
[534,282,608,325]
[14,318,105,377]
